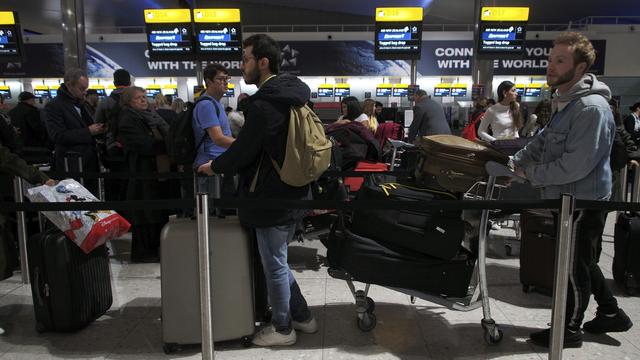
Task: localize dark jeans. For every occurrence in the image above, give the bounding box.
[566,209,618,329]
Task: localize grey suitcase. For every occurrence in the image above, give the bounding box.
[160,216,255,353]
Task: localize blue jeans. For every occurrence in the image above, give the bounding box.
[255,223,311,333]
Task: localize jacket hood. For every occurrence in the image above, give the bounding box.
[252,74,310,106]
[553,73,611,112]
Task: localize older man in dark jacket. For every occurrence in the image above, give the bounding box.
[9,92,48,149]
[43,68,105,192]
[407,89,451,143]
[199,34,316,347]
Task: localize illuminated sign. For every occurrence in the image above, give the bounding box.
[146,84,162,98]
[0,11,24,61]
[450,84,467,97]
[162,84,177,95]
[524,83,542,96]
[0,85,10,99]
[193,9,242,60]
[515,84,525,96]
[223,83,235,97]
[434,84,451,97]
[478,7,529,57]
[89,85,106,96]
[34,85,50,98]
[376,84,392,97]
[318,85,334,97]
[334,83,350,97]
[375,7,423,60]
[392,84,409,97]
[144,9,193,60]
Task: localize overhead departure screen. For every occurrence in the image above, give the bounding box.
[477,7,529,57]
[194,9,242,60]
[144,9,194,60]
[375,7,423,60]
[0,12,24,61]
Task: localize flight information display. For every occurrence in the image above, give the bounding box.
[224,84,235,97]
[392,86,409,97]
[0,12,24,61]
[146,86,161,98]
[376,86,392,97]
[450,86,467,97]
[194,9,242,60]
[0,86,10,99]
[50,88,58,98]
[433,87,451,97]
[374,7,423,60]
[144,9,194,60]
[334,86,350,97]
[318,87,334,97]
[477,7,529,57]
[34,87,50,98]
[525,86,542,97]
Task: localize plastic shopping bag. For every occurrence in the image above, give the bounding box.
[26,179,130,253]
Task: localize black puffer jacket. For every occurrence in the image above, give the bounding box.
[211,74,311,228]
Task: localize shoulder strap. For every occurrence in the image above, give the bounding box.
[193,96,218,153]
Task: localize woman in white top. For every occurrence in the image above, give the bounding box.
[335,96,368,125]
[478,81,524,142]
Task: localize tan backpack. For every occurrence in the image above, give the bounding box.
[251,105,332,191]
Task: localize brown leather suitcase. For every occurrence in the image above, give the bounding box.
[519,209,556,294]
[414,135,509,193]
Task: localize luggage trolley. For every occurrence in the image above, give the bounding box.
[327,163,522,344]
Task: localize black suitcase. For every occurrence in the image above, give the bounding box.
[352,174,464,259]
[612,213,640,295]
[28,228,113,332]
[327,220,476,298]
[519,209,556,294]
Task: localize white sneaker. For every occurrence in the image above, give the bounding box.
[293,317,319,334]
[251,325,297,346]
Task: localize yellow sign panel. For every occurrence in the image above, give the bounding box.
[163,84,177,89]
[107,85,116,90]
[144,9,191,24]
[515,83,526,89]
[527,83,543,88]
[0,11,15,25]
[375,7,423,22]
[147,84,161,89]
[90,85,105,90]
[0,85,9,90]
[34,85,49,90]
[194,9,240,23]
[481,7,529,22]
[335,83,350,89]
[377,84,392,88]
[452,83,467,89]
[227,83,235,89]
[393,84,409,89]
[436,83,452,88]
[319,84,334,89]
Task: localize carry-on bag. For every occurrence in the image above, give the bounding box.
[612,167,640,295]
[160,216,256,352]
[28,228,112,332]
[519,209,556,294]
[415,135,509,193]
[351,174,464,259]
[488,138,533,156]
[327,219,476,298]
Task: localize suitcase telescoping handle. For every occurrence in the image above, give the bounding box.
[633,164,640,204]
[63,151,84,186]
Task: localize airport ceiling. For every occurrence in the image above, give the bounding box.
[5,0,640,34]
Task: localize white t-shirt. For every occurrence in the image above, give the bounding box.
[478,103,519,142]
[354,113,369,123]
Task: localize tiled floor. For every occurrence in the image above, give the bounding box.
[0,214,638,359]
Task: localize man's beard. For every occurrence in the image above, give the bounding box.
[547,66,576,88]
[243,67,260,85]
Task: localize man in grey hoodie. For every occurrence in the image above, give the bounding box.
[513,32,632,348]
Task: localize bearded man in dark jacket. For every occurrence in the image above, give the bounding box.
[43,68,105,193]
[199,34,316,347]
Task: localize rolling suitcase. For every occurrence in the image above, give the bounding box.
[343,160,388,192]
[415,135,509,193]
[519,209,556,294]
[612,167,640,295]
[327,220,476,298]
[352,174,464,259]
[28,228,112,332]
[160,216,256,352]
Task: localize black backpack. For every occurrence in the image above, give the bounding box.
[167,96,218,166]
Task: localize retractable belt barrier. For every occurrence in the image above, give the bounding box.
[42,170,414,180]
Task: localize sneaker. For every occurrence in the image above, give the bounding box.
[583,309,633,334]
[293,317,319,334]
[529,327,582,348]
[251,325,296,347]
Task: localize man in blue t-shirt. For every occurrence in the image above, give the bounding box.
[193,63,235,167]
[193,63,235,195]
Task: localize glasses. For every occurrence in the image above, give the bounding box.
[214,76,231,82]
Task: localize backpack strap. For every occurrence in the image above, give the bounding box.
[249,153,281,193]
[192,96,221,161]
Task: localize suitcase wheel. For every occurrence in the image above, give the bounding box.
[163,343,181,354]
[241,336,253,348]
[366,297,375,314]
[484,327,503,345]
[357,312,377,332]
